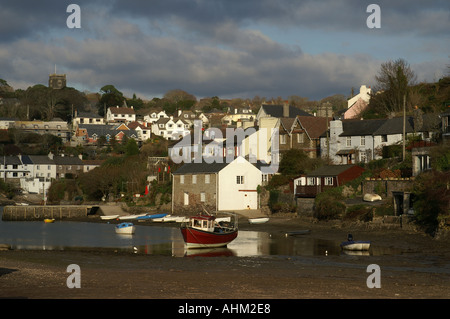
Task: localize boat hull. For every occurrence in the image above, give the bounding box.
[340,241,371,251]
[180,227,238,249]
[115,223,136,235]
[248,217,269,224]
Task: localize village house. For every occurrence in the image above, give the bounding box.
[342,85,372,119]
[256,102,312,125]
[75,123,139,145]
[143,110,169,124]
[221,107,255,128]
[53,154,84,179]
[171,156,262,213]
[106,106,136,124]
[320,112,439,164]
[151,117,190,140]
[72,111,105,129]
[177,110,209,128]
[292,164,365,198]
[278,116,329,158]
[127,121,151,142]
[14,118,71,143]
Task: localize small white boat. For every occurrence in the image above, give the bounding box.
[100,215,119,220]
[115,222,136,235]
[248,217,269,224]
[341,241,371,251]
[340,234,370,251]
[363,193,382,202]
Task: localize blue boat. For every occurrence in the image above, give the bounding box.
[115,222,135,234]
[136,213,168,220]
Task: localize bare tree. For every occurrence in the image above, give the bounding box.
[372,58,417,114]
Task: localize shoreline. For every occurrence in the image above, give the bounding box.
[0,215,449,299]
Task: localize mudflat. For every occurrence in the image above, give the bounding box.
[0,217,449,300]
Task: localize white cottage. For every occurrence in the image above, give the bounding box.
[171,156,262,212]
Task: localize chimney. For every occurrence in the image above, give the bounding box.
[283,102,289,117]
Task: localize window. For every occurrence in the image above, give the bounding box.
[307,177,316,186]
[381,135,388,143]
[236,176,244,184]
[297,133,304,143]
[360,151,367,163]
[205,174,210,184]
[360,136,365,146]
[180,175,184,184]
[280,135,287,144]
[200,192,206,202]
[346,137,352,147]
[325,177,334,186]
[192,175,197,184]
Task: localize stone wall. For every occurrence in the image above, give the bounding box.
[2,205,93,221]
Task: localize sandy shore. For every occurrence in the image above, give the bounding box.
[0,216,449,301]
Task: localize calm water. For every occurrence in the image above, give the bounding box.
[0,211,397,257]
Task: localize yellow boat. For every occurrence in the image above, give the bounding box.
[44,218,55,223]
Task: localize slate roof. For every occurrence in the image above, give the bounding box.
[53,155,83,165]
[23,155,54,165]
[261,104,312,118]
[373,117,415,135]
[297,116,330,139]
[306,164,360,177]
[172,161,229,175]
[339,119,386,136]
[109,106,135,114]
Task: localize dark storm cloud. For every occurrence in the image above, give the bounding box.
[1,0,448,100]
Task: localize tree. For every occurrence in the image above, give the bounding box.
[278,149,325,176]
[125,138,139,156]
[98,85,124,116]
[370,58,417,115]
[412,170,450,235]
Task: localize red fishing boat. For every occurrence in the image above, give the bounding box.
[180,214,238,249]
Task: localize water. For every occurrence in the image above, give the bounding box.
[0,212,397,257]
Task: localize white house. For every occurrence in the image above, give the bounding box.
[152,117,190,140]
[171,156,262,212]
[144,110,170,124]
[320,116,427,164]
[72,111,105,129]
[106,106,136,124]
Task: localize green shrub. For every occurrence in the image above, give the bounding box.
[344,204,374,222]
[314,193,346,220]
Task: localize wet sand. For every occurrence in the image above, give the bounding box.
[0,216,449,300]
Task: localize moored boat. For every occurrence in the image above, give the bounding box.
[118,213,147,220]
[340,241,371,251]
[136,213,168,221]
[100,215,120,220]
[115,222,136,234]
[340,234,371,251]
[180,213,238,249]
[248,217,269,224]
[44,218,55,223]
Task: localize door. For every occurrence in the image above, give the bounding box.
[184,192,189,206]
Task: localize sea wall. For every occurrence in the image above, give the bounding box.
[1,205,95,221]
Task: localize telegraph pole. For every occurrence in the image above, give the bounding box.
[402,94,406,161]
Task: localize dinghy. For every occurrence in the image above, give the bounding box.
[248,217,269,224]
[115,222,136,235]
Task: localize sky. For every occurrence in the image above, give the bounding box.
[1,0,449,102]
